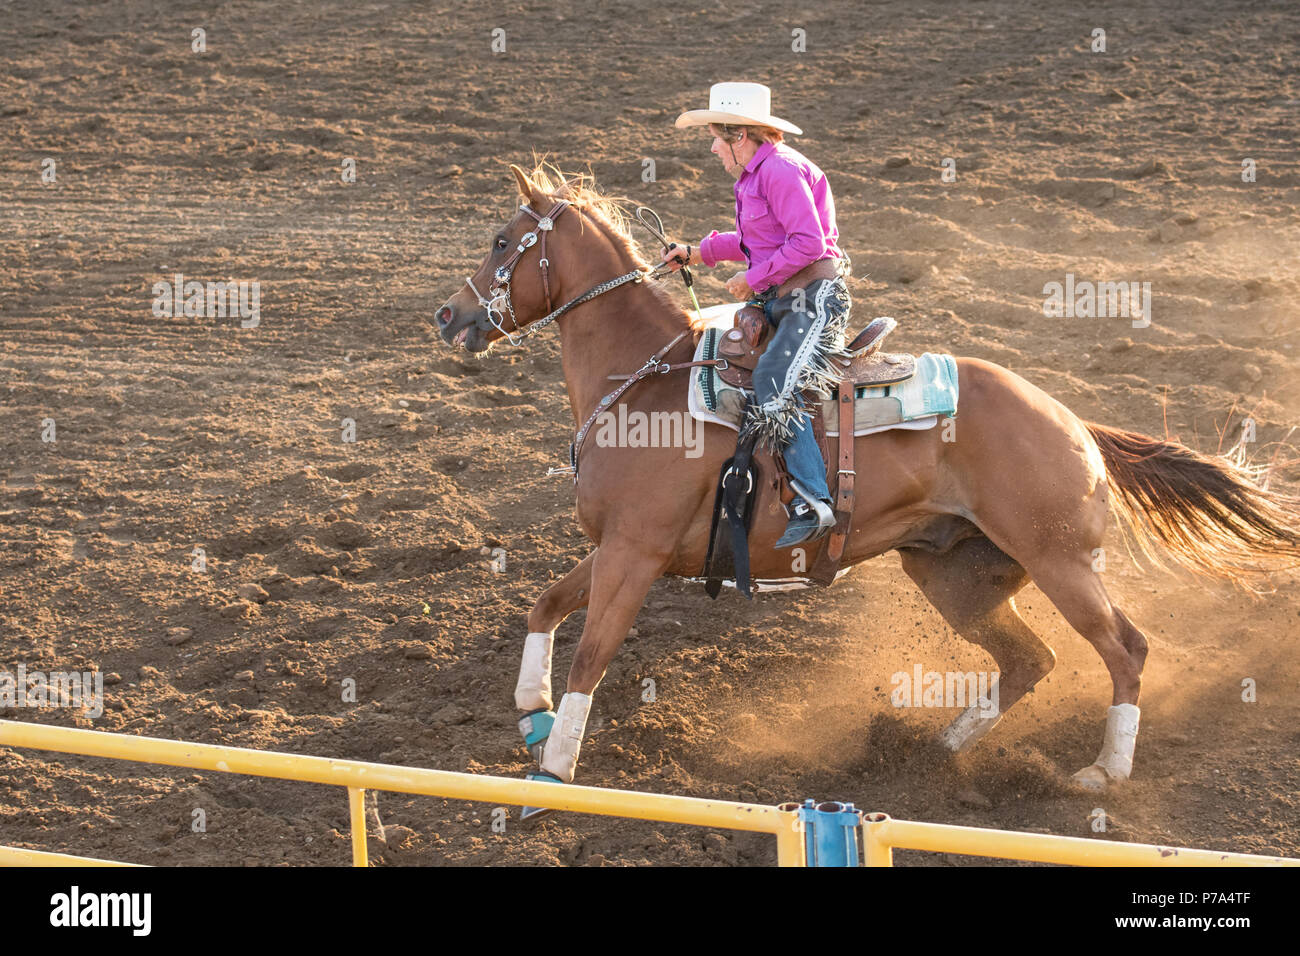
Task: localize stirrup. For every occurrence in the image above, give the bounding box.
[788,479,835,527]
[520,769,564,823]
[518,708,555,763]
[776,509,834,548]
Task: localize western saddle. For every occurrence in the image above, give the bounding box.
[712,306,913,588]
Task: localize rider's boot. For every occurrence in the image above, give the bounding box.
[775,417,835,548]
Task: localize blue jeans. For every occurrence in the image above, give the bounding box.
[748,276,851,505]
[780,404,831,504]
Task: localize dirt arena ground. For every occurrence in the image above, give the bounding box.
[1,0,1297,865]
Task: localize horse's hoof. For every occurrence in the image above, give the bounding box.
[519,804,556,824]
[1070,764,1113,791]
[520,769,563,824]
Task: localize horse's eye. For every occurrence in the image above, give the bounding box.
[494,236,509,250]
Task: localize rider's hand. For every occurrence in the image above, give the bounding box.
[725,271,753,300]
[659,243,692,271]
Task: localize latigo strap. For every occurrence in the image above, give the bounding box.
[702,427,762,600]
[807,385,857,585]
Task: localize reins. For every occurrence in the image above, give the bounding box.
[634,206,706,326]
[567,327,726,480]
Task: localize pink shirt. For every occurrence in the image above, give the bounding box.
[697,140,843,293]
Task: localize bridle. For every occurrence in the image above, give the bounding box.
[460,198,724,482]
[464,198,646,348]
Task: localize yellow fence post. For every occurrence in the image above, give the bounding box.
[349,788,368,867]
[775,807,806,867]
[862,812,894,867]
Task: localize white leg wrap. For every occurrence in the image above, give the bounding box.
[939,705,1003,753]
[539,692,591,783]
[939,681,1002,752]
[1094,703,1140,779]
[514,631,555,712]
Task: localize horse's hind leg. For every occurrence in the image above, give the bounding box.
[515,549,595,715]
[1024,556,1149,790]
[899,536,1057,752]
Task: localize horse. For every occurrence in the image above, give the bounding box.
[433,161,1300,808]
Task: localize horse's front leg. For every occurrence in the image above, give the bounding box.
[516,550,596,711]
[523,541,664,809]
[515,550,595,761]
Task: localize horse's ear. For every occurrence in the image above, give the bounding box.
[509,164,538,206]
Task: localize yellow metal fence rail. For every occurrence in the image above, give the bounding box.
[860,813,1298,867]
[0,846,143,867]
[0,719,805,866]
[2,721,1295,868]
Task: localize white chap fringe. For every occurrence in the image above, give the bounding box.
[514,631,555,712]
[742,279,851,454]
[1094,703,1140,779]
[540,692,592,783]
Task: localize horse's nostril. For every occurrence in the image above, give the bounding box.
[436,306,452,327]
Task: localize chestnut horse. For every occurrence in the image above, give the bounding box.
[434,163,1299,806]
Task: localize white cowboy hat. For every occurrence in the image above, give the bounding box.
[675,82,803,136]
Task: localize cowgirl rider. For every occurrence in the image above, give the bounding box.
[662,82,852,548]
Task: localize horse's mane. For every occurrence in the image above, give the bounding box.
[519,160,701,329]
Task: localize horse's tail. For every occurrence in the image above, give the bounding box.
[1085,422,1300,589]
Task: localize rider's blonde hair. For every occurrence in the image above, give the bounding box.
[709,122,784,145]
